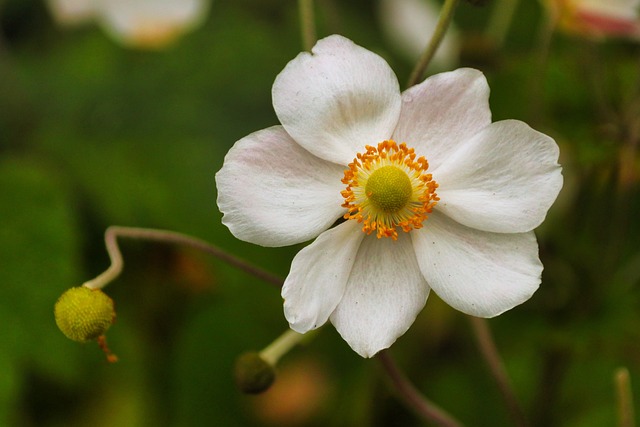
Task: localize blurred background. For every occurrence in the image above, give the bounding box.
[1,0,639,425]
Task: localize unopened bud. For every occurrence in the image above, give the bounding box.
[54,287,115,342]
[234,352,276,394]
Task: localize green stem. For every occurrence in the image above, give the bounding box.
[82,226,283,290]
[407,0,461,87]
[260,329,314,366]
[298,0,317,52]
[485,0,519,48]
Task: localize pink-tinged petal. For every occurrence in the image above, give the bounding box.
[272,35,402,165]
[413,212,542,317]
[216,126,346,247]
[330,233,430,358]
[392,68,491,171]
[283,220,364,333]
[578,9,639,36]
[579,0,639,21]
[433,120,562,233]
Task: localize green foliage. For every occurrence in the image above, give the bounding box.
[1,0,640,426]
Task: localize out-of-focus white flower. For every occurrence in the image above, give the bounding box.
[46,0,209,49]
[46,0,95,26]
[546,0,640,39]
[379,0,459,70]
[216,35,563,358]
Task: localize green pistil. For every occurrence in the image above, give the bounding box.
[365,166,412,213]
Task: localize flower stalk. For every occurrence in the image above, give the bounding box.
[469,316,529,427]
[82,226,283,290]
[486,0,520,48]
[260,329,310,366]
[377,350,464,427]
[298,0,317,52]
[407,0,461,87]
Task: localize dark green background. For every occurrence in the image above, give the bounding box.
[1,0,640,425]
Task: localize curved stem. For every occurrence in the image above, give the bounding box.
[468,317,528,427]
[377,350,464,427]
[298,0,317,52]
[407,0,461,88]
[82,226,283,290]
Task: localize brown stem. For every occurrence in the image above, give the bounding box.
[377,350,464,427]
[469,317,528,427]
[298,0,317,52]
[83,226,283,290]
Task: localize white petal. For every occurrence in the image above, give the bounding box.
[96,0,208,49]
[330,233,430,358]
[47,0,95,26]
[282,220,364,333]
[392,68,491,172]
[272,35,402,165]
[216,126,346,247]
[412,212,542,318]
[579,0,639,20]
[433,120,563,233]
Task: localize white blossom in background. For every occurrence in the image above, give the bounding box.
[546,0,640,39]
[46,0,95,26]
[216,35,563,358]
[379,0,459,70]
[46,0,209,49]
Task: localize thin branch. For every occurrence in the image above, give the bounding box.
[468,316,528,427]
[485,0,520,48]
[407,0,461,87]
[82,226,283,290]
[298,0,317,52]
[377,350,464,427]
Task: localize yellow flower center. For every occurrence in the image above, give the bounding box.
[341,140,439,240]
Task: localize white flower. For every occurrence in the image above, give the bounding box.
[379,0,459,70]
[546,0,640,39]
[46,0,209,49]
[216,35,563,358]
[46,0,95,26]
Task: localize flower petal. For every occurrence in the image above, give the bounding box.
[432,120,563,233]
[392,68,491,172]
[330,233,430,358]
[47,0,95,26]
[282,220,364,333]
[96,0,208,49]
[272,35,402,165]
[216,126,346,247]
[412,212,542,318]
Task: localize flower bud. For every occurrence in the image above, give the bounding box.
[54,287,115,342]
[234,352,276,394]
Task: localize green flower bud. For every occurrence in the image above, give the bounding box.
[54,287,115,342]
[234,352,276,394]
